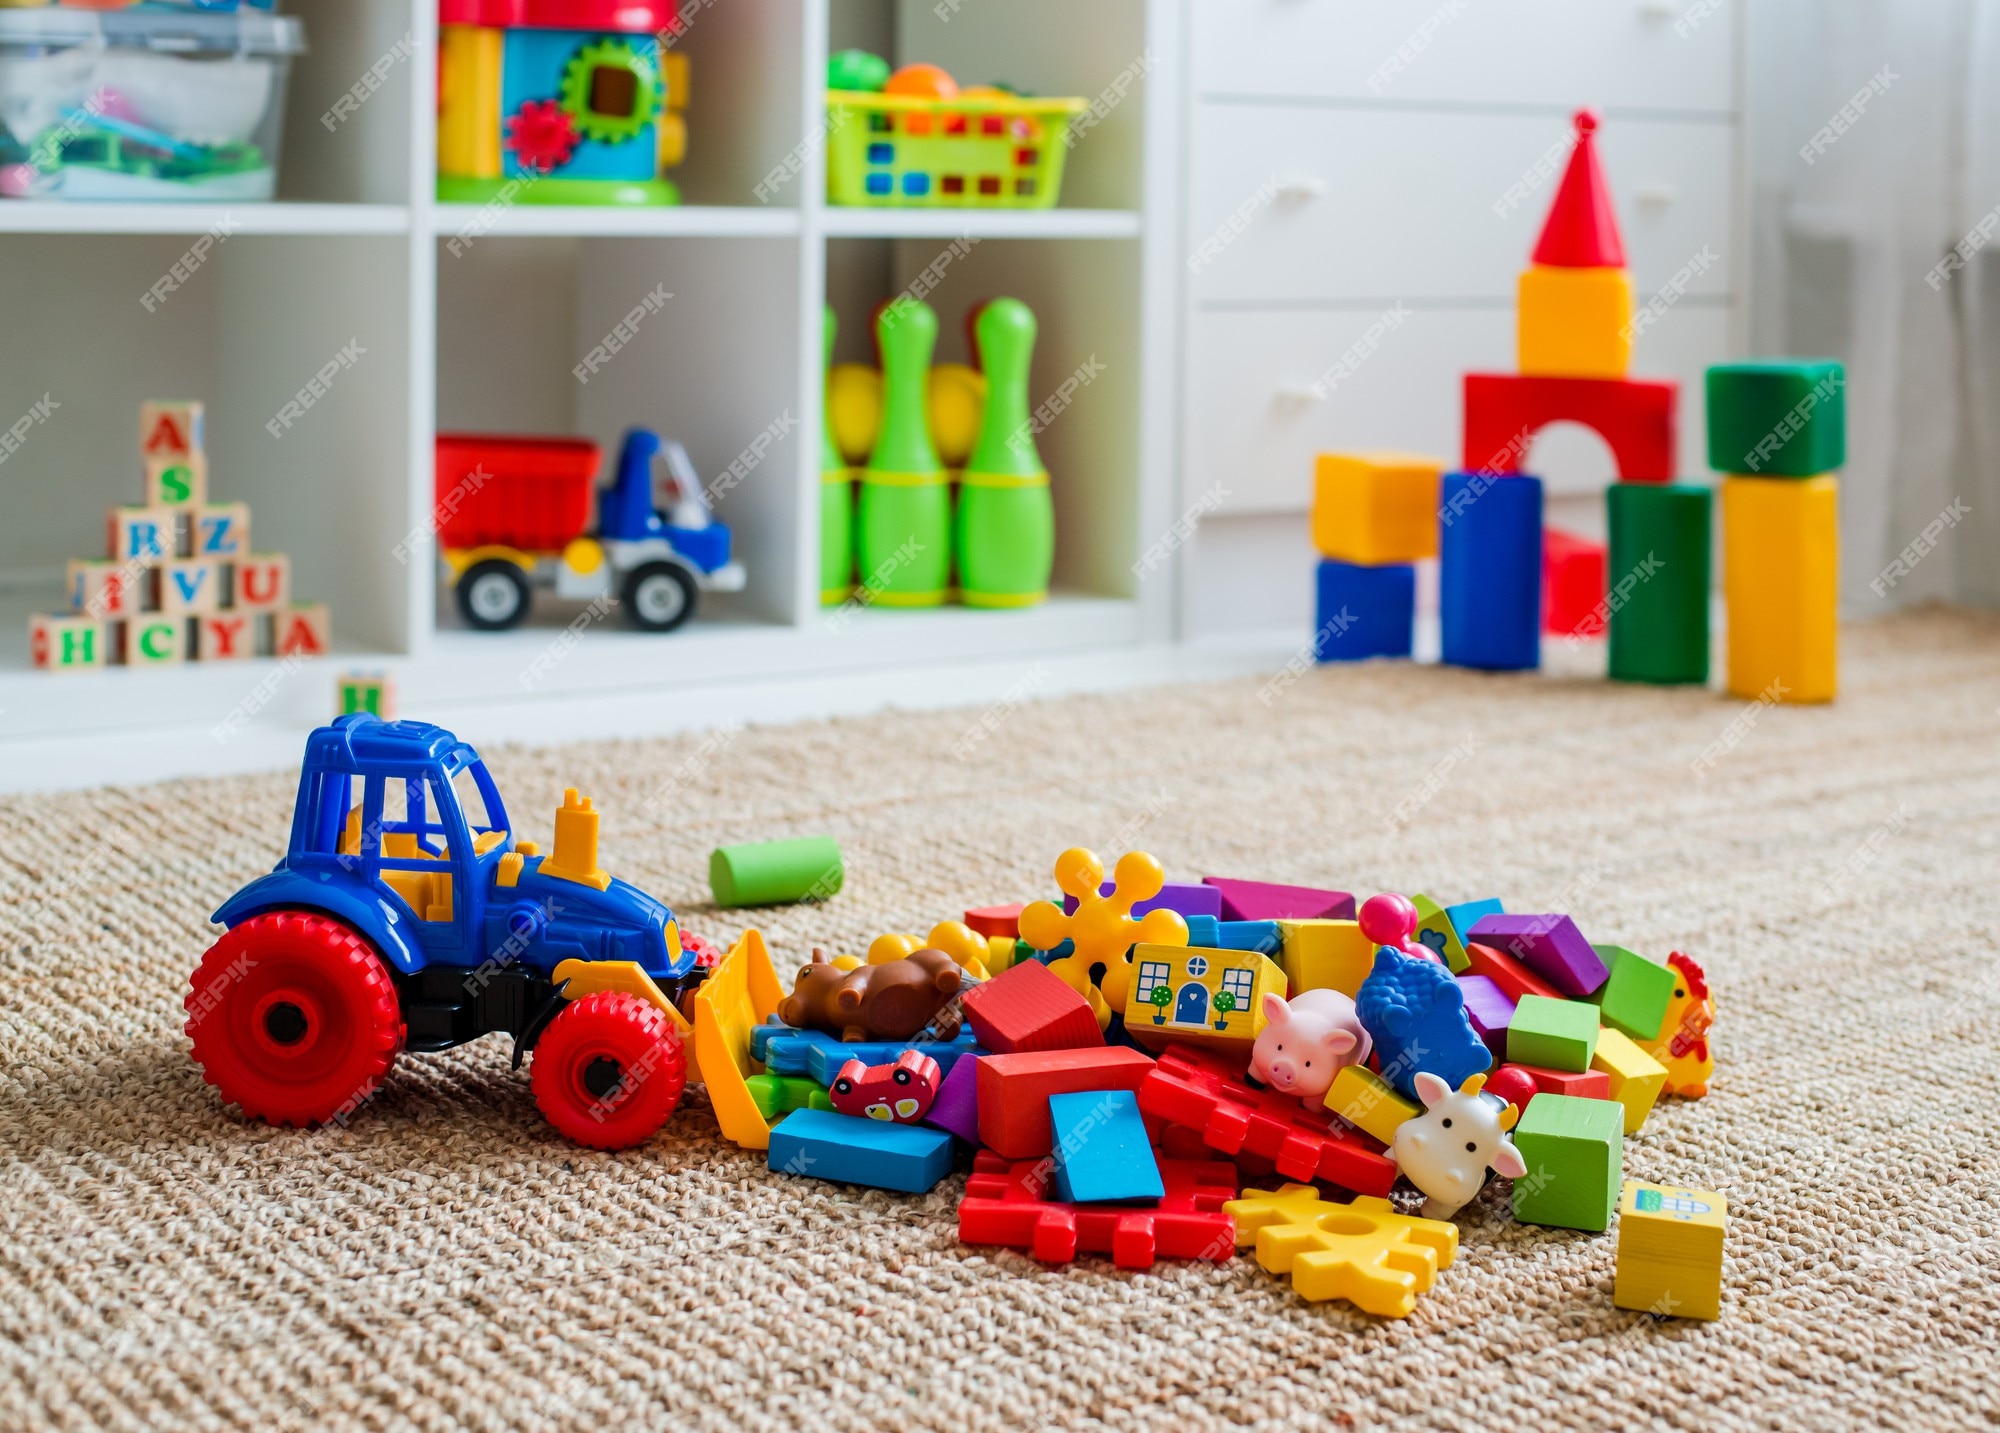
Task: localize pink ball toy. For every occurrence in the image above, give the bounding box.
[1359,892,1441,963]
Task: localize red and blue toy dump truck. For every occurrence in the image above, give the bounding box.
[435,426,744,632]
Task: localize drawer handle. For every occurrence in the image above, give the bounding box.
[1636,182,1677,206]
[1275,382,1328,405]
[1636,0,1677,19]
[1274,177,1328,201]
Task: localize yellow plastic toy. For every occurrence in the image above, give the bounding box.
[690,928,786,1150]
[827,362,882,466]
[1224,1185,1459,1319]
[1018,848,1188,1030]
[927,362,986,468]
[866,921,995,981]
[1122,943,1286,1053]
[1645,952,1715,1098]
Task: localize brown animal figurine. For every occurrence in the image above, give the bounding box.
[779,947,964,1042]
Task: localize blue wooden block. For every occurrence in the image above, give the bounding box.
[767,1109,955,1194]
[1314,559,1415,661]
[1185,916,1283,956]
[750,1020,980,1082]
[1355,947,1493,1100]
[1049,1090,1164,1204]
[1440,471,1543,670]
[1443,898,1504,945]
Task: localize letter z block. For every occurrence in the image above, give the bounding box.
[1311,452,1443,564]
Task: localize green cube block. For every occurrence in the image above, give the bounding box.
[746,1073,833,1121]
[1507,994,1600,1072]
[1412,892,1470,973]
[1705,360,1846,477]
[1589,945,1676,1042]
[1511,1093,1624,1231]
[1606,482,1711,685]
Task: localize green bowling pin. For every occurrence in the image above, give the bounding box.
[857,298,950,607]
[957,298,1053,608]
[820,305,853,605]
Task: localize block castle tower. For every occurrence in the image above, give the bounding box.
[31,401,331,672]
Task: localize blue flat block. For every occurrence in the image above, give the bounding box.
[767,1109,955,1194]
[1443,898,1504,945]
[749,1021,980,1081]
[1049,1090,1164,1204]
[1185,916,1283,956]
[1440,471,1543,670]
[1314,560,1415,661]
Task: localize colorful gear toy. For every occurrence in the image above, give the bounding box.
[1019,847,1188,1027]
[506,99,579,173]
[559,37,661,147]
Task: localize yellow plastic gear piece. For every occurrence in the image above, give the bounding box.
[1224,1185,1458,1319]
[1019,848,1188,1019]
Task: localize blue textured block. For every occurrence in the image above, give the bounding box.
[1049,1090,1163,1204]
[1440,471,1543,670]
[1355,947,1493,1099]
[1314,560,1415,661]
[750,1021,980,1082]
[1185,916,1283,956]
[767,1109,954,1193]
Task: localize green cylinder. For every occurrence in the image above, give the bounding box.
[857,298,950,607]
[1607,481,1712,685]
[956,298,1053,608]
[821,306,853,605]
[708,835,845,908]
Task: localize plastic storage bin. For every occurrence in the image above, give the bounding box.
[825,90,1085,208]
[0,8,305,201]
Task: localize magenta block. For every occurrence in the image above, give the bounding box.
[921,1049,983,1145]
[1064,881,1222,921]
[1199,877,1357,923]
[1455,974,1517,1058]
[1466,913,1609,998]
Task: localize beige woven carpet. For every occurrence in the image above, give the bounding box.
[5,607,1999,1432]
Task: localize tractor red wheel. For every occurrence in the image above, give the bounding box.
[530,991,687,1150]
[185,911,405,1127]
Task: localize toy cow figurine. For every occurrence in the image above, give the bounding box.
[1645,951,1714,1097]
[1250,989,1372,1107]
[779,947,964,1043]
[1391,1071,1527,1221]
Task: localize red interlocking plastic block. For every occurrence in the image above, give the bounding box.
[1136,1046,1396,1197]
[960,958,1102,1055]
[1462,373,1678,483]
[975,1046,1154,1158]
[957,1150,1238,1269]
[1464,942,1561,1006]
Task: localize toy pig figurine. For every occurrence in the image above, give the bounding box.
[1391,1071,1527,1221]
[779,947,964,1043]
[1250,990,1372,1106]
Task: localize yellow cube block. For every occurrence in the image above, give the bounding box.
[1517,264,1635,379]
[1325,1064,1419,1144]
[1310,452,1442,565]
[1722,475,1838,703]
[1614,1180,1726,1321]
[1277,919,1375,998]
[1591,1026,1668,1134]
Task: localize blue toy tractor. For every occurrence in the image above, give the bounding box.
[186,714,706,1149]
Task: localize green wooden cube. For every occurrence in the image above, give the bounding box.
[1507,994,1600,1072]
[1589,945,1677,1042]
[1607,482,1710,685]
[1511,1093,1624,1231]
[1705,360,1845,477]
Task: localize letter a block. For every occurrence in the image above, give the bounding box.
[275,602,332,657]
[139,400,204,461]
[1722,475,1837,703]
[29,614,107,671]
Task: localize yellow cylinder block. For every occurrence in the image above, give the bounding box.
[1722,474,1838,703]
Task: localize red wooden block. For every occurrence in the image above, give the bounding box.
[1463,373,1678,483]
[1200,877,1355,923]
[964,903,1025,939]
[961,958,1102,1055]
[1544,527,1607,638]
[958,1150,1238,1269]
[1464,942,1561,1006]
[1136,1046,1396,1197]
[1502,1061,1610,1101]
[975,1046,1154,1158]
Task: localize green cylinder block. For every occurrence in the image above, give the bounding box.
[1607,481,1712,685]
[1704,360,1845,477]
[956,298,1054,608]
[858,298,950,607]
[821,305,853,605]
[709,835,845,908]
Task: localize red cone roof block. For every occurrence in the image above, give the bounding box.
[1531,110,1626,269]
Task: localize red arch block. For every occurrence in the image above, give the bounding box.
[1463,373,1679,481]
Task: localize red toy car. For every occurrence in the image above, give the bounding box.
[829,1049,941,1123]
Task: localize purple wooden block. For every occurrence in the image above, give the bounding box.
[1200,876,1357,922]
[921,1049,982,1145]
[1062,881,1222,920]
[1466,913,1609,998]
[1455,974,1517,1058]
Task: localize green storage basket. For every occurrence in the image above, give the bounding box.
[825,89,1087,208]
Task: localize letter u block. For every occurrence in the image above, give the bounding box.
[1518,265,1635,379]
[1722,475,1837,703]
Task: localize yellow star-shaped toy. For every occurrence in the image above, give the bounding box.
[1224,1184,1459,1318]
[1018,848,1188,1027]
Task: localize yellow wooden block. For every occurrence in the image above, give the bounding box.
[1125,944,1286,1051]
[1324,1064,1420,1144]
[1277,919,1374,999]
[438,24,504,179]
[1590,1026,1668,1134]
[1722,475,1837,703]
[1517,264,1634,378]
[1614,1180,1726,1321]
[1310,452,1443,565]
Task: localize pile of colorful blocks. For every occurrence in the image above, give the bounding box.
[734,847,1728,1322]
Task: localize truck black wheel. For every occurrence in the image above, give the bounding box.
[621,561,698,633]
[456,560,533,630]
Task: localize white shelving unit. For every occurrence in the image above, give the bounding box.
[0,0,1216,790]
